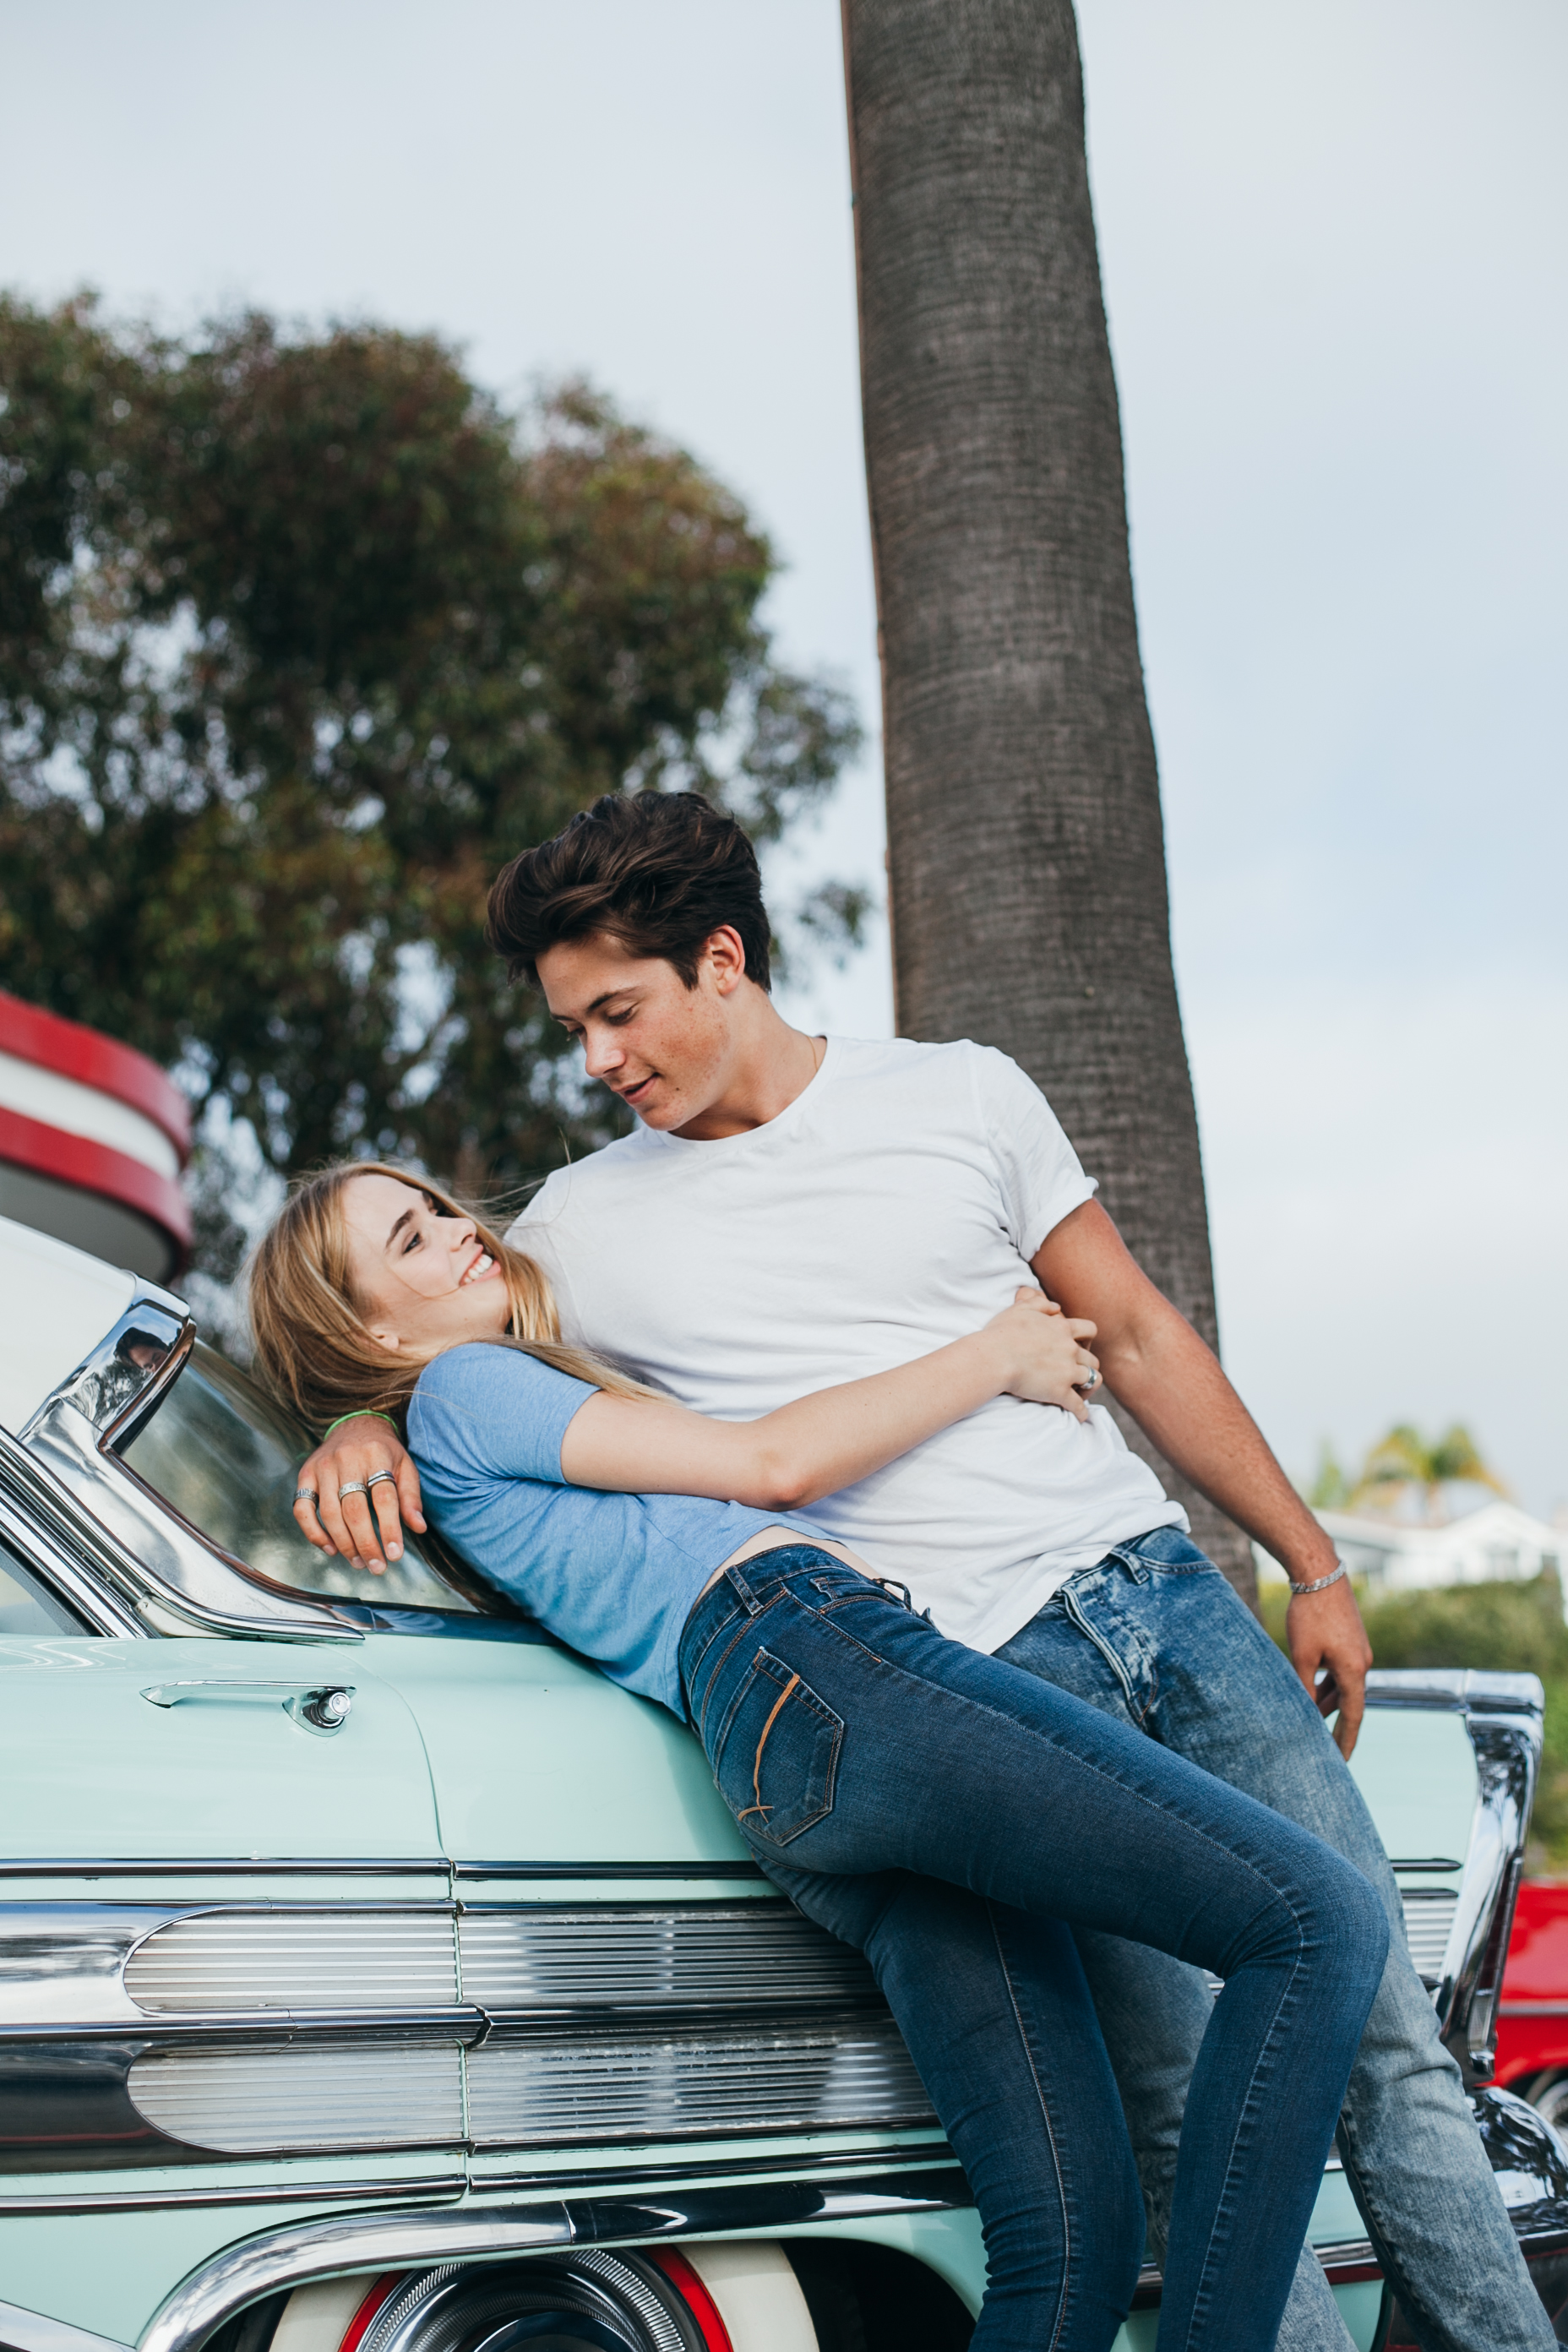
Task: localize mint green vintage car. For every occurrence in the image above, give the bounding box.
[1,1211,1564,2352]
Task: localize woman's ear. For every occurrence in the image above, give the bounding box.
[366,1321,404,1356]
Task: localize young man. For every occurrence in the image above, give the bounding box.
[302,791,1549,2352]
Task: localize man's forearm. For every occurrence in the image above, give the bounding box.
[1033,1199,1369,1753]
[1103,1314,1336,1583]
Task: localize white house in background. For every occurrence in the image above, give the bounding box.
[1257,1501,1564,1598]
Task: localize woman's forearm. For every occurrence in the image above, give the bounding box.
[560,1300,1093,1505]
[727,1328,1026,1507]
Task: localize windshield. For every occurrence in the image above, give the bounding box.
[119,1341,487,1614]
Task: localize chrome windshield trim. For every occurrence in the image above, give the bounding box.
[20,1399,360,1646]
[138,2171,972,2352]
[0,1456,144,1638]
[21,1282,193,1450]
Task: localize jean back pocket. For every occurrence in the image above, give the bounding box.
[710,1646,843,1848]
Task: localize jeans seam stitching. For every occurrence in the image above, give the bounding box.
[695,1602,782,1742]
[1180,1930,1315,2344]
[988,1900,1074,2352]
[1061,1582,1141,1714]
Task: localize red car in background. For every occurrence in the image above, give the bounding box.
[1499,1882,1568,2131]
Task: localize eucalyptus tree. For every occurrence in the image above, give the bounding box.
[841,0,1253,1589]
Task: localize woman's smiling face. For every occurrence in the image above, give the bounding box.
[341,1172,510,1354]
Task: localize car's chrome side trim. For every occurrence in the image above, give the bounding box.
[1130,2236,1383,2311]
[0,2172,468,2216]
[0,1861,763,1881]
[0,2296,133,2352]
[138,2170,972,2352]
[454,1862,765,1881]
[1364,1669,1547,1715]
[0,1859,452,1880]
[1,2008,487,2042]
[0,2142,956,2216]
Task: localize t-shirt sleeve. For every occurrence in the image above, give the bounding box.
[407,1342,598,1486]
[506,1173,590,1349]
[969,1045,1097,1262]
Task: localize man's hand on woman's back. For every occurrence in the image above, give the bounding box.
[294,1418,425,1573]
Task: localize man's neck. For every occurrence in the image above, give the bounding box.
[672,999,825,1141]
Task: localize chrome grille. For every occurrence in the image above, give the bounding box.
[128,2039,465,2152]
[117,1902,932,2154]
[125,1911,458,2011]
[122,1904,880,2016]
[458,1906,879,2011]
[1400,1889,1458,1979]
[466,2020,931,2144]
[124,2021,932,2155]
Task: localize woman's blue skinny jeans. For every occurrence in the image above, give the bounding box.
[678,1549,1389,2352]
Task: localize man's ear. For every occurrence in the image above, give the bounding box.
[702,925,749,998]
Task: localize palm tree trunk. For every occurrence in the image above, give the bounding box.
[841,0,1255,1598]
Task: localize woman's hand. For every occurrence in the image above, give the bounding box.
[985,1288,1100,1419]
[292,1418,426,1572]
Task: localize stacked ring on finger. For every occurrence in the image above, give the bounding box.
[337,1479,371,1501]
[292,1486,319,1509]
[366,1470,399,1493]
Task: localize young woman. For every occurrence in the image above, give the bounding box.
[249,1162,1387,2352]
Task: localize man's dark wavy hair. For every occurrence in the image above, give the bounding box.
[486,790,773,993]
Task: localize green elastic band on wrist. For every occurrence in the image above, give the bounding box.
[321,1409,397,1440]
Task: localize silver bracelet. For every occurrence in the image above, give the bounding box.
[1288,1561,1348,1597]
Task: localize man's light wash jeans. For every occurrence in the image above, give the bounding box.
[994,1524,1554,2352]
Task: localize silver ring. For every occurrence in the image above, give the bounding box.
[336,1479,370,1500]
[1081,1368,1102,1393]
[366,1470,398,1491]
[292,1487,319,1508]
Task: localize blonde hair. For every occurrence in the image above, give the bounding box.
[248,1160,648,1434]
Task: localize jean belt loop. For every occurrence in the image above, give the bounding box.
[726,1561,763,1616]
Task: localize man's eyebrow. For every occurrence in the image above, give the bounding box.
[585,987,634,1015]
[384,1204,417,1253]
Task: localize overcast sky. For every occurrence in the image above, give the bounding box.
[3,0,1564,1516]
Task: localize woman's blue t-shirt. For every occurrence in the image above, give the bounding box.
[407,1342,827,1716]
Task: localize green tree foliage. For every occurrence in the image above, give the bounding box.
[0,297,863,1266]
[1306,1441,1352,1511]
[1348,1424,1509,1522]
[1262,1573,1568,1865]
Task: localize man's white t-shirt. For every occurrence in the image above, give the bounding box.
[509,1035,1184,1656]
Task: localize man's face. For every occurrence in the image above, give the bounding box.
[536,931,739,1133]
